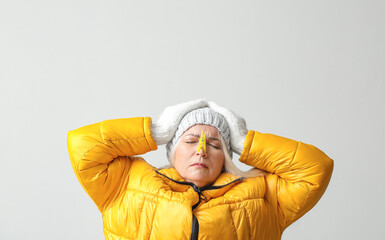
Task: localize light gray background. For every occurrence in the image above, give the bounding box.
[1,1,384,239]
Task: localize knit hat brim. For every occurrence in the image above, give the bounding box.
[166,108,232,161]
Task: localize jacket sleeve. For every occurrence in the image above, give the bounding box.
[239,130,333,229]
[67,117,158,212]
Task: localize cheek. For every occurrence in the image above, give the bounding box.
[174,145,186,160]
[210,150,224,160]
[213,153,225,169]
[173,145,192,168]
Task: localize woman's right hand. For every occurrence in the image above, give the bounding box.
[151,99,208,145]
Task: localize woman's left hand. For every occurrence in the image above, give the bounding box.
[208,101,248,155]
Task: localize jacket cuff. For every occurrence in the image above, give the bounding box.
[143,117,158,151]
[239,130,256,165]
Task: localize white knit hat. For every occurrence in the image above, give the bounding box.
[166,107,232,160]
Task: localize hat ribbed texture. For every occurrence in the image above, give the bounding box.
[166,108,232,160]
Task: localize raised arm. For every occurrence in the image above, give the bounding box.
[67,117,157,212]
[239,130,334,229]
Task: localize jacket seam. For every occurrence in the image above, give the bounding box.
[125,188,263,209]
[148,202,159,240]
[135,197,146,239]
[288,141,300,167]
[125,188,185,204]
[197,197,264,210]
[285,183,312,227]
[243,207,252,239]
[229,208,240,240]
[77,137,150,170]
[271,141,299,174]
[104,225,131,240]
[102,157,132,213]
[243,133,303,183]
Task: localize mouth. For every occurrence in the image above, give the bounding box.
[190,162,208,168]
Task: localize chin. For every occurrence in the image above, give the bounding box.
[188,175,213,186]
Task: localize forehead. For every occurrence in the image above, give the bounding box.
[183,124,219,137]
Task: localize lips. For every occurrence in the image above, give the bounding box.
[191,162,208,168]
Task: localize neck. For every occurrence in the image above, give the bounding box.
[187,179,210,188]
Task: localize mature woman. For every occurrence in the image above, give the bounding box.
[67,100,333,240]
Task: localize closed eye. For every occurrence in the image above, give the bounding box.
[207,143,221,149]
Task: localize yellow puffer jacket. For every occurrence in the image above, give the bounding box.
[67,117,333,240]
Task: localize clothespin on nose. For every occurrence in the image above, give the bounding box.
[197,130,207,153]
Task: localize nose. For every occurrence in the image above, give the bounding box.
[196,148,207,158]
[196,130,207,156]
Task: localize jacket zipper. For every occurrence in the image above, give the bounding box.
[155,170,243,240]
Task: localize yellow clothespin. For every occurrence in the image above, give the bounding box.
[197,130,207,153]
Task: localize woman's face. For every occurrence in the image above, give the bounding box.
[173,124,225,187]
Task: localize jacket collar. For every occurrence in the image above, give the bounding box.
[156,168,243,200]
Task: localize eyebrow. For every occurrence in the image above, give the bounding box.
[184,134,220,142]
